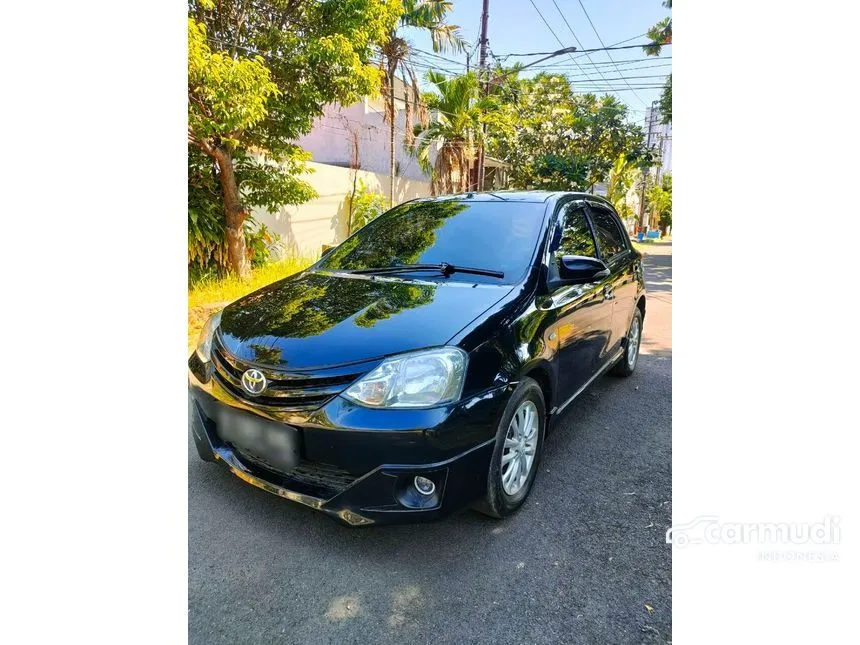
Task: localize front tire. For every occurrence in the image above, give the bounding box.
[474,377,546,519]
[612,307,643,377]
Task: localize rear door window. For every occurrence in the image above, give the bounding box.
[554,204,597,258]
[588,207,627,260]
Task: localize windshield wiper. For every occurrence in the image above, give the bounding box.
[350,263,505,279]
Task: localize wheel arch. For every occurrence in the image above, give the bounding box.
[520,360,554,420]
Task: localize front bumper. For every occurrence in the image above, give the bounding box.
[189,361,511,526]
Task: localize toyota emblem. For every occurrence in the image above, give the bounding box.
[241,368,267,395]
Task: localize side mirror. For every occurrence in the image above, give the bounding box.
[554,255,610,286]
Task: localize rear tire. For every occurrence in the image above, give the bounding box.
[474,377,546,519]
[612,307,643,377]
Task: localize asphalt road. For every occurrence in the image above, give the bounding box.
[189,242,672,644]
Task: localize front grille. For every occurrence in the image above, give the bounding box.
[211,335,366,410]
[233,446,360,500]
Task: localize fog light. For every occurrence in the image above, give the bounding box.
[414,476,436,496]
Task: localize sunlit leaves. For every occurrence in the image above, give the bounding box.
[486,74,651,191]
[411,71,486,193]
[400,1,466,53]
[646,174,672,227]
[187,1,402,274]
[188,19,278,142]
[349,181,388,233]
[643,1,672,123]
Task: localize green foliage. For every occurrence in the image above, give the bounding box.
[486,74,655,191]
[400,1,465,51]
[378,1,465,204]
[187,18,278,144]
[245,223,277,268]
[659,75,672,125]
[643,16,672,55]
[647,173,672,227]
[190,0,401,148]
[644,0,672,124]
[188,148,280,275]
[349,180,387,232]
[188,149,228,270]
[233,149,317,214]
[607,154,639,216]
[411,71,492,193]
[188,0,401,273]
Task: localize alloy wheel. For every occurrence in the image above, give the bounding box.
[501,400,539,496]
[628,315,641,368]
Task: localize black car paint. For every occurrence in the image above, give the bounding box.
[188,191,645,525]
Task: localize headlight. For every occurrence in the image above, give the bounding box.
[343,347,467,408]
[195,310,222,363]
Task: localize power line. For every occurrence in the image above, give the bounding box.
[406,57,462,76]
[569,86,667,92]
[500,42,671,57]
[554,73,671,82]
[205,32,654,122]
[529,58,671,71]
[574,0,648,106]
[528,62,672,75]
[535,56,672,66]
[411,48,467,68]
[549,0,628,104]
[569,32,647,59]
[527,0,609,100]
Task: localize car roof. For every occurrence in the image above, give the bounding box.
[410,190,614,207]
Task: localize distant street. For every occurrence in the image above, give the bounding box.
[189,242,672,645]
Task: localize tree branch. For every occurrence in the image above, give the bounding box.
[188,130,220,162]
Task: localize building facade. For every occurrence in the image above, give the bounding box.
[645,103,672,178]
[292,78,431,182]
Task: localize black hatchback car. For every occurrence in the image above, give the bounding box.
[189,191,645,525]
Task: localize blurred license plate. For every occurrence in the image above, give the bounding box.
[215,407,300,471]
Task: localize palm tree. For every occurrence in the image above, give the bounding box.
[411,71,492,195]
[644,0,672,123]
[379,1,465,207]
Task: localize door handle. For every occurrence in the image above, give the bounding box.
[603,285,615,300]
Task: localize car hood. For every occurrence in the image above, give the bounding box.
[217,271,512,369]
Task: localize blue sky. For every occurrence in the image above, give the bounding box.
[403,0,672,124]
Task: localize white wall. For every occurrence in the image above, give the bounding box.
[293,96,431,182]
[252,161,431,258]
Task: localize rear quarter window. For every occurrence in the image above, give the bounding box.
[589,207,627,260]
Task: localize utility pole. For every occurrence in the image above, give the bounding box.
[638,101,658,232]
[475,0,490,191]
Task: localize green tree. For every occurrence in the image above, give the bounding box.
[347,180,387,234]
[606,153,638,218]
[646,173,672,232]
[644,0,672,124]
[379,1,465,207]
[486,74,654,191]
[188,0,401,277]
[411,71,493,194]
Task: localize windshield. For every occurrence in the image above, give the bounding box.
[317,200,546,284]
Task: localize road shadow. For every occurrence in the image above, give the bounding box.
[643,246,672,295]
